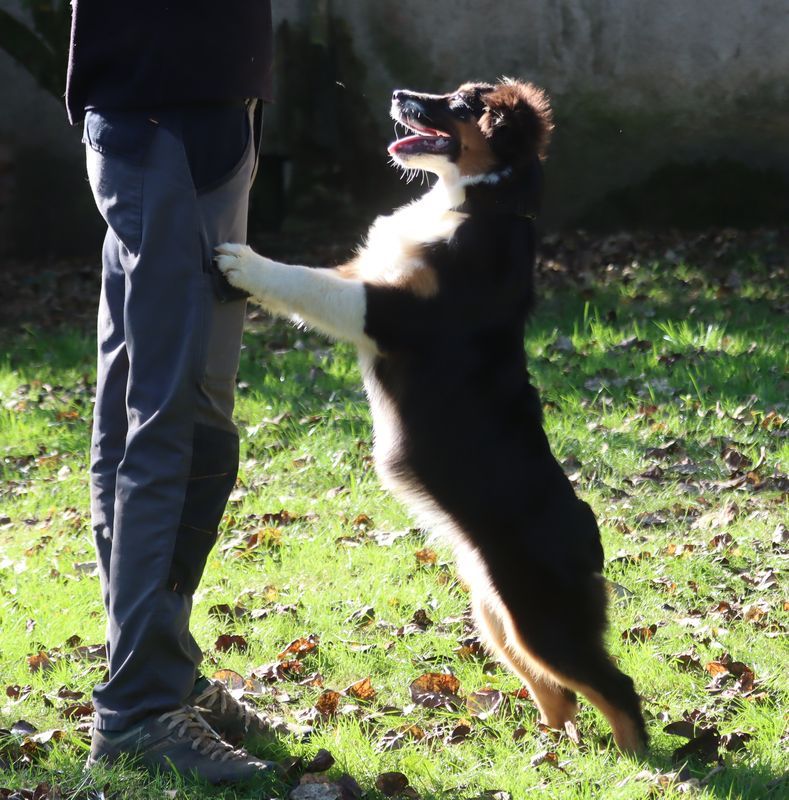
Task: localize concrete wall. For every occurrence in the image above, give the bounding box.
[274,0,789,224]
[0,0,787,255]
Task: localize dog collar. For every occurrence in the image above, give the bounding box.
[457,165,540,220]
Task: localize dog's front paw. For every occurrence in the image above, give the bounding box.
[215,243,260,294]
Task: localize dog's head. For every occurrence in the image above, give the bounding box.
[388,78,553,180]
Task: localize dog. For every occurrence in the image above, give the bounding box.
[215,79,647,753]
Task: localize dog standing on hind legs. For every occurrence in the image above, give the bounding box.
[215,78,647,753]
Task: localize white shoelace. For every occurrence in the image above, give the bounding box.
[157,707,245,763]
[194,682,258,731]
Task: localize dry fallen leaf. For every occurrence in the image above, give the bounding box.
[214,634,248,653]
[278,634,319,661]
[211,668,245,691]
[466,689,504,719]
[409,672,462,710]
[304,748,335,773]
[378,724,425,752]
[26,651,53,674]
[621,624,658,643]
[344,677,376,701]
[314,689,342,717]
[414,548,438,566]
[374,772,410,797]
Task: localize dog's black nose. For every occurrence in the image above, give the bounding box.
[392,90,407,103]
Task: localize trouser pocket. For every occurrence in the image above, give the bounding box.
[167,423,239,595]
[84,110,157,254]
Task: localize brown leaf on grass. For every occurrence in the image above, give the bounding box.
[250,602,299,620]
[454,637,486,660]
[414,547,438,566]
[211,669,245,691]
[664,542,695,557]
[664,720,702,739]
[772,523,788,550]
[208,603,248,621]
[26,652,53,674]
[529,750,563,769]
[62,702,93,720]
[304,748,335,773]
[629,465,664,485]
[335,774,365,800]
[374,772,410,797]
[252,659,303,682]
[704,656,756,695]
[694,502,739,531]
[410,609,433,630]
[6,684,32,701]
[214,634,249,653]
[669,722,752,764]
[742,600,770,624]
[466,689,504,719]
[55,686,84,701]
[512,726,529,741]
[299,671,325,688]
[345,606,375,627]
[672,651,702,672]
[351,514,373,531]
[244,527,282,550]
[72,643,107,662]
[446,722,472,744]
[11,719,38,736]
[278,634,319,660]
[258,509,303,526]
[721,446,751,473]
[378,724,425,751]
[634,511,668,527]
[621,624,657,643]
[709,532,736,551]
[754,569,779,591]
[344,677,376,701]
[315,689,342,717]
[409,672,462,710]
[396,608,435,637]
[720,731,752,753]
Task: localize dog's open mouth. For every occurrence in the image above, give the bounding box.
[388,115,455,158]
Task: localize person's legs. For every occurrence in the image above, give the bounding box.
[85,106,255,733]
[91,227,130,618]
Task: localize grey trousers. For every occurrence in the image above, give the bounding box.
[84,105,256,730]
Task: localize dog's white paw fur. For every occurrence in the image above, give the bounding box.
[215,243,262,294]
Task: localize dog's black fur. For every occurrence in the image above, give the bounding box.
[216,79,647,752]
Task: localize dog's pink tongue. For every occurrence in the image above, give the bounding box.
[390,134,454,157]
[388,134,424,155]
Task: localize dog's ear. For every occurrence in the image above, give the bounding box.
[478,79,553,166]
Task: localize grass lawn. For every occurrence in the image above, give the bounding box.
[0,229,786,799]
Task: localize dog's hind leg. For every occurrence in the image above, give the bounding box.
[496,578,647,754]
[472,596,577,730]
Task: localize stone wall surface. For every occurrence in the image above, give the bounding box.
[0,0,786,254]
[276,0,789,223]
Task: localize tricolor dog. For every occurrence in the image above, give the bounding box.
[216,79,647,753]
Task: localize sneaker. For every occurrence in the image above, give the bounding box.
[188,677,289,747]
[86,706,279,784]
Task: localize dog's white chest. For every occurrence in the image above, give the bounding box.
[355,183,464,286]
